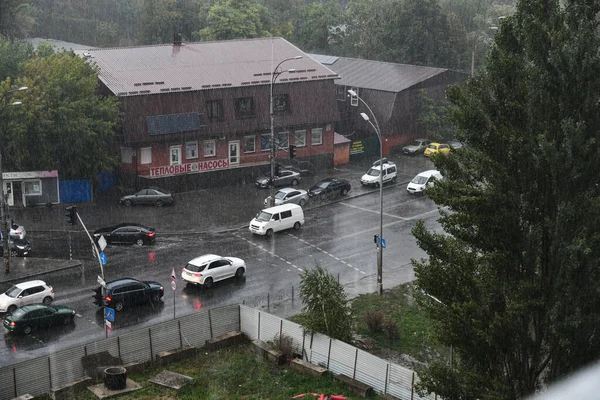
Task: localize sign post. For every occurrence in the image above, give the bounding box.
[171,268,176,319]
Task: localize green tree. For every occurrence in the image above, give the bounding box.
[0,0,35,39]
[198,0,271,41]
[413,0,600,398]
[292,0,344,54]
[0,39,35,82]
[1,49,120,180]
[136,0,182,45]
[298,265,354,343]
[416,90,456,141]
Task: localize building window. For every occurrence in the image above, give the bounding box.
[186,141,198,159]
[261,134,270,151]
[350,87,359,106]
[337,85,347,101]
[278,132,289,149]
[140,147,152,164]
[244,136,256,153]
[294,130,306,147]
[273,94,289,112]
[121,147,134,164]
[170,146,181,165]
[204,139,216,157]
[311,128,323,145]
[24,180,42,195]
[206,100,223,120]
[235,97,255,118]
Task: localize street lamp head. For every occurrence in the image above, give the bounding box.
[347,89,357,97]
[11,101,23,106]
[17,86,28,91]
[293,56,302,60]
[360,112,369,121]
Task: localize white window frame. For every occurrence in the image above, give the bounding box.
[244,136,256,153]
[140,147,152,164]
[294,130,307,147]
[278,131,289,150]
[120,147,134,164]
[186,141,198,159]
[204,139,216,157]
[170,145,182,165]
[350,87,359,106]
[261,134,271,152]
[24,180,42,195]
[311,128,323,146]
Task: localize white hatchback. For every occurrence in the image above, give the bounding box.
[181,254,246,288]
[0,280,54,314]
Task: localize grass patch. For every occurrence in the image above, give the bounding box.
[61,343,384,400]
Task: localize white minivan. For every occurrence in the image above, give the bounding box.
[406,170,442,194]
[360,159,397,187]
[249,204,304,237]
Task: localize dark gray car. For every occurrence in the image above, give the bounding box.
[119,187,174,207]
[255,169,301,188]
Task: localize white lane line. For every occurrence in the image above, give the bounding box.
[339,202,409,220]
[233,233,303,273]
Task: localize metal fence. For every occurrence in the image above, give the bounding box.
[0,303,436,400]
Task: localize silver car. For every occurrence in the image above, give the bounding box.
[255,169,301,188]
[402,138,431,155]
[264,187,309,207]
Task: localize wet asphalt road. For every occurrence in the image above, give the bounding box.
[0,155,442,366]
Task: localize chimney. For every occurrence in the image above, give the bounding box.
[173,33,182,46]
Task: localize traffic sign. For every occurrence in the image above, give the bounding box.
[105,307,115,322]
[171,281,176,291]
[99,252,107,265]
[98,236,107,252]
[378,237,387,249]
[105,320,112,329]
[97,275,106,288]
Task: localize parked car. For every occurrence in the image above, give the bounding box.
[119,187,175,207]
[255,169,301,188]
[308,178,351,200]
[93,223,156,246]
[92,277,164,311]
[0,230,32,257]
[402,138,431,155]
[249,204,304,237]
[9,220,26,240]
[361,159,397,187]
[447,137,464,149]
[181,254,246,288]
[424,142,451,157]
[406,170,443,194]
[0,280,54,315]
[264,187,309,207]
[3,304,75,335]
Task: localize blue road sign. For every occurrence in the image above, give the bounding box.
[378,237,386,249]
[99,252,107,265]
[105,307,115,322]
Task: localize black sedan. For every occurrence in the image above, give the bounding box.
[3,304,75,335]
[308,178,351,200]
[92,277,164,311]
[93,223,156,246]
[119,187,175,207]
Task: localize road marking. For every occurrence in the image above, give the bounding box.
[339,202,409,220]
[233,233,304,272]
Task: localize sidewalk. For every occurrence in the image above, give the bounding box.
[1,155,433,284]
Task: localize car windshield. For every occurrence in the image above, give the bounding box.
[412,176,429,185]
[366,168,380,177]
[255,211,273,222]
[408,140,421,147]
[185,263,206,273]
[314,181,330,189]
[4,286,21,298]
[274,191,287,200]
[427,144,437,150]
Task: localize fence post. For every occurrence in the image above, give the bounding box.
[48,357,53,391]
[384,363,389,394]
[411,371,415,400]
[238,304,241,332]
[279,320,283,347]
[258,311,261,340]
[178,320,183,348]
[292,286,294,304]
[353,348,358,380]
[301,332,306,360]
[84,345,87,357]
[208,309,214,339]
[327,338,332,370]
[117,336,121,359]
[13,367,17,398]
[149,328,153,362]
[267,293,270,310]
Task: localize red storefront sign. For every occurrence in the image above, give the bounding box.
[150,159,230,177]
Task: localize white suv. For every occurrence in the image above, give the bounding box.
[0,280,54,314]
[361,159,397,187]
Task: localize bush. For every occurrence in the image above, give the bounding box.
[364,310,385,333]
[268,333,298,358]
[382,318,400,342]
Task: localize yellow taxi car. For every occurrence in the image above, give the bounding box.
[424,142,451,157]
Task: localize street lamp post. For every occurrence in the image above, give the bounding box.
[268,56,302,207]
[0,86,28,273]
[348,89,384,295]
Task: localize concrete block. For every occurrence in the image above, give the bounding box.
[50,376,93,400]
[335,374,375,398]
[205,331,246,350]
[251,339,285,365]
[155,346,196,365]
[289,358,328,377]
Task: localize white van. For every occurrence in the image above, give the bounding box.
[360,159,397,187]
[249,203,304,237]
[406,170,442,194]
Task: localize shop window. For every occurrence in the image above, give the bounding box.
[140,147,152,164]
[244,136,256,153]
[186,141,198,159]
[121,147,134,164]
[311,128,323,145]
[170,146,181,165]
[204,140,216,157]
[261,134,270,151]
[278,132,289,149]
[24,180,41,195]
[294,130,306,147]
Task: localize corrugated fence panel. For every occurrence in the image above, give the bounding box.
[50,346,87,390]
[309,333,331,368]
[85,337,120,359]
[281,319,307,357]
[150,320,181,356]
[119,329,152,364]
[240,305,259,340]
[179,310,212,348]
[327,339,357,378]
[14,356,51,398]
[258,311,282,343]
[210,304,240,337]
[354,349,388,393]
[388,364,415,400]
[0,364,15,400]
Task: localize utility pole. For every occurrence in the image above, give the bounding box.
[0,152,9,273]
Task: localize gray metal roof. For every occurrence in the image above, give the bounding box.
[86,38,338,97]
[309,54,448,93]
[25,37,94,52]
